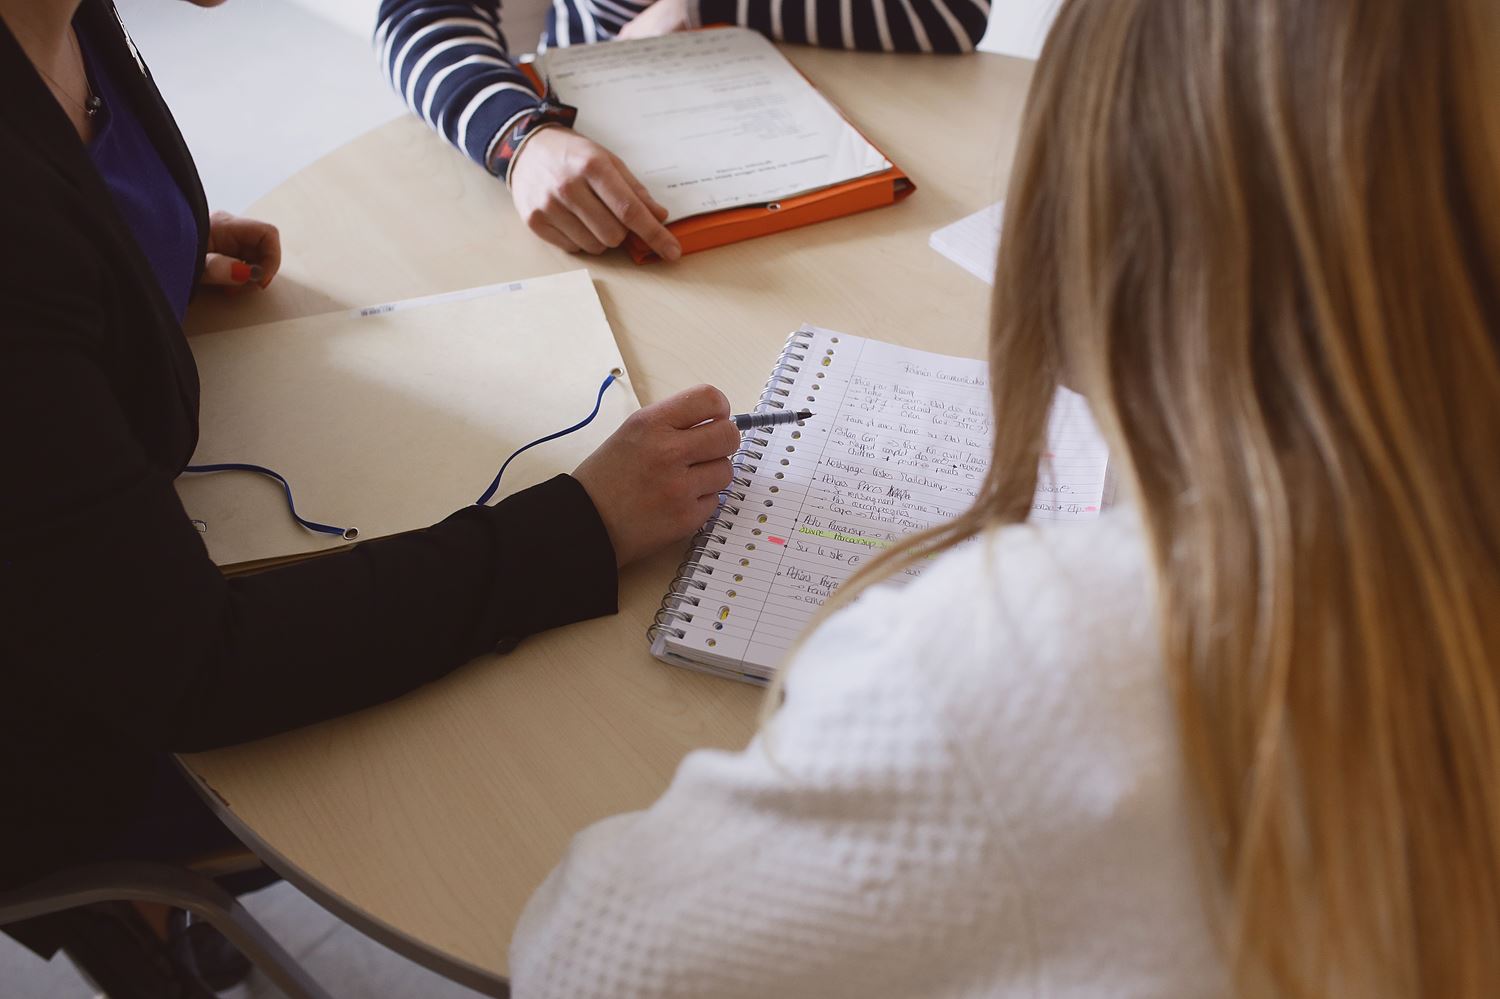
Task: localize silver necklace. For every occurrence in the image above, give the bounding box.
[33,27,104,119]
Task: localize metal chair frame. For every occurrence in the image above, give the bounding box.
[0,859,333,999]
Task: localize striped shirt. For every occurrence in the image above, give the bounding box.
[376,0,989,175]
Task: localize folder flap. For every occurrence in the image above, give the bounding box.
[625,165,916,263]
[176,272,638,567]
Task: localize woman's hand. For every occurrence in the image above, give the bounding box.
[509,127,682,261]
[201,211,282,290]
[616,0,693,39]
[572,384,740,567]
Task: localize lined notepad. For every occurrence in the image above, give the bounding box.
[648,326,1110,684]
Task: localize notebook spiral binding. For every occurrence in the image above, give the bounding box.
[647,329,813,644]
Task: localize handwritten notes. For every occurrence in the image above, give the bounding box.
[536,29,891,222]
[650,327,1110,682]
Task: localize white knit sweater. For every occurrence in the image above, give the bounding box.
[510,507,1229,997]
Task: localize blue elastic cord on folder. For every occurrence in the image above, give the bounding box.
[184,372,620,539]
[475,372,617,506]
[181,462,359,540]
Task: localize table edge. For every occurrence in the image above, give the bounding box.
[174,757,512,996]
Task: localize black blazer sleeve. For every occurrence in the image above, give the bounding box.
[0,219,618,754]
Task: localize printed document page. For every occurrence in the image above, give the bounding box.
[537,29,892,222]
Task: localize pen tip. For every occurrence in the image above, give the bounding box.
[798,409,814,419]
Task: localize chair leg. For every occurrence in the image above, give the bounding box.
[175,892,331,999]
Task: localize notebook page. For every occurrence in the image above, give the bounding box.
[660,327,1108,675]
[535,29,891,223]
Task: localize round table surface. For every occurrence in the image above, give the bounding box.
[180,43,1035,993]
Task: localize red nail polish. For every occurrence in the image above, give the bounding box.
[230,261,253,283]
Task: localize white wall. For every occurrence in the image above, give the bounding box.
[116,0,405,212]
[321,0,1059,61]
[306,0,551,54]
[976,0,1060,60]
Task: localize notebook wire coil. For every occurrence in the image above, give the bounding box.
[646,331,812,645]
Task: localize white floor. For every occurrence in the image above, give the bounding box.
[0,880,490,997]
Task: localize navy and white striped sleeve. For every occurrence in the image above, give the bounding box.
[695,0,989,53]
[376,0,542,174]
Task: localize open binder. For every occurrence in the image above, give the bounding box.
[523,28,916,263]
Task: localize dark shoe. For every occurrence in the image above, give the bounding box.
[58,902,217,999]
[168,908,254,992]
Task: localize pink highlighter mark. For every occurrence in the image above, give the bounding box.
[768,536,787,545]
[1084,506,1099,513]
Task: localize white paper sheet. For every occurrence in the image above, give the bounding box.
[976,2,1056,60]
[176,271,638,567]
[929,200,1004,284]
[536,29,891,222]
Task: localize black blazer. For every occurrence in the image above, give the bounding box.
[0,1,617,891]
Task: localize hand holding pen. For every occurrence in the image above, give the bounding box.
[572,385,740,567]
[572,390,813,567]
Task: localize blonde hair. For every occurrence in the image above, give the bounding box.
[799,0,1500,993]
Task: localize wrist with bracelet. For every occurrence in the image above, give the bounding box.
[487,80,580,184]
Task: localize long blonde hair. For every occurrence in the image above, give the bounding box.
[813,0,1500,993]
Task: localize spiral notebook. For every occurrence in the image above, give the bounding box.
[647,326,1112,685]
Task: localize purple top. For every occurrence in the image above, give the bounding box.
[77,17,198,322]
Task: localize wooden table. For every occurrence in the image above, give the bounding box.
[180,45,1034,994]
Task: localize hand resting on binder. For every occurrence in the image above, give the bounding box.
[573,383,739,566]
[510,127,683,261]
[614,0,692,39]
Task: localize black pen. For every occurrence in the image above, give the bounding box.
[732,409,813,431]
